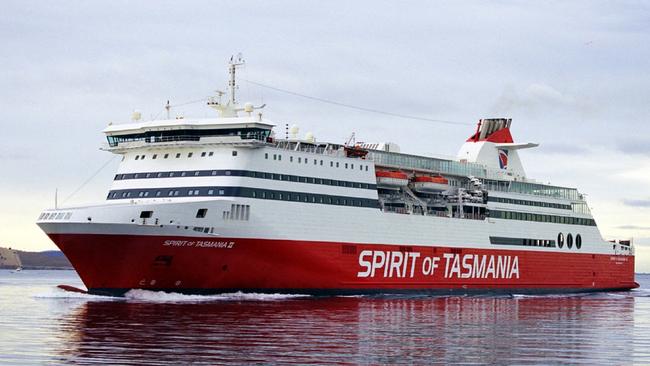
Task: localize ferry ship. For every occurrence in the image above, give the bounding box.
[37,58,637,296]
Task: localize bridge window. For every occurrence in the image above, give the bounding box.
[196,208,208,218]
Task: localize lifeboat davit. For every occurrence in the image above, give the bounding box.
[376,170,409,189]
[411,175,449,193]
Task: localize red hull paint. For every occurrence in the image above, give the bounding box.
[48,233,637,295]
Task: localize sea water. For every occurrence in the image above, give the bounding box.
[1,270,649,365]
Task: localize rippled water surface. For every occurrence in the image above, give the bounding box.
[2,270,650,365]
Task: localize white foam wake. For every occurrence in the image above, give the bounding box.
[123,289,311,302]
[33,287,118,301]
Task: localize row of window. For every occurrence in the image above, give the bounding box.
[133,151,217,161]
[264,152,370,172]
[488,196,571,210]
[38,212,72,220]
[489,236,557,248]
[490,210,596,226]
[557,233,582,249]
[489,233,583,249]
[114,169,377,191]
[107,127,271,147]
[140,208,208,219]
[107,186,380,208]
[223,204,250,221]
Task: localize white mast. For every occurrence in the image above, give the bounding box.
[206,54,264,118]
[208,53,246,118]
[228,53,245,106]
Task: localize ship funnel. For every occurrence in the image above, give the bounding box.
[467,118,513,143]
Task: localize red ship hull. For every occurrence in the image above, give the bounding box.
[48,233,638,296]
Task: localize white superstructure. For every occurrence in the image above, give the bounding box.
[35,57,636,297]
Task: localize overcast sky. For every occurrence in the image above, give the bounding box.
[1,1,649,268]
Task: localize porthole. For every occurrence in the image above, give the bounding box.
[557,233,564,248]
[575,234,582,249]
[567,233,573,249]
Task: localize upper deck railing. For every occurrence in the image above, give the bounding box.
[366,150,581,201]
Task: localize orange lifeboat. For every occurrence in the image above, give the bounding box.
[411,175,449,193]
[375,170,409,189]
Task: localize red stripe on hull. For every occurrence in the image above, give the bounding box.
[47,233,637,295]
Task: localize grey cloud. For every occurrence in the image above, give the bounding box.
[488,83,597,117]
[616,140,650,156]
[537,143,591,155]
[631,238,650,248]
[617,225,650,230]
[623,199,650,207]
